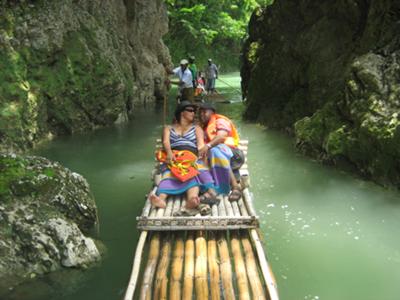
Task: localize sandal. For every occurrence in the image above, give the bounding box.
[199,203,211,216]
[228,187,242,202]
[173,207,199,217]
[199,192,219,205]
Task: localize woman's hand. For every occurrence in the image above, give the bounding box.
[199,145,209,159]
[166,150,175,164]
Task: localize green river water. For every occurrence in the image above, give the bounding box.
[7,73,400,300]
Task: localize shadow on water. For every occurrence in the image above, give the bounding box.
[6,73,400,300]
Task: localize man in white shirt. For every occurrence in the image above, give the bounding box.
[167,59,194,103]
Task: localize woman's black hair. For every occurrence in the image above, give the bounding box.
[174,110,182,123]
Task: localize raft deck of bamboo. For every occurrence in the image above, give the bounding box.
[124,140,279,300]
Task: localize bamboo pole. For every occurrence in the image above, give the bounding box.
[241,232,266,300]
[139,233,160,300]
[172,196,182,216]
[250,229,279,300]
[124,231,148,300]
[224,196,234,216]
[169,233,184,300]
[164,197,174,217]
[217,232,235,300]
[231,200,241,217]
[242,188,257,217]
[183,231,195,299]
[231,231,251,300]
[153,233,172,300]
[238,198,249,216]
[208,231,221,300]
[217,195,226,216]
[195,231,208,299]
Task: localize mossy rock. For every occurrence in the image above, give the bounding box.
[0,153,101,290]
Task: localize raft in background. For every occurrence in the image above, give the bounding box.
[124,140,279,300]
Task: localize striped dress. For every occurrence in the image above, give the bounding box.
[156,126,215,196]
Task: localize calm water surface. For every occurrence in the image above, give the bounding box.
[8,73,400,300]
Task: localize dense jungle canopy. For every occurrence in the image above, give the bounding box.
[164,0,273,71]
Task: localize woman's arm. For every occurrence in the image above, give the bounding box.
[163,126,172,152]
[195,125,205,150]
[162,126,174,163]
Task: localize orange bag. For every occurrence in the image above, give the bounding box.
[156,150,199,182]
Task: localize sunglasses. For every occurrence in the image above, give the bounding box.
[184,108,196,113]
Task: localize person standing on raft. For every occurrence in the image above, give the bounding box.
[205,58,218,95]
[166,59,194,103]
[198,102,244,201]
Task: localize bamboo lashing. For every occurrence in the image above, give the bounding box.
[139,233,160,300]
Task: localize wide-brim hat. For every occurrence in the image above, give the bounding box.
[180,59,189,65]
[174,101,197,119]
[199,102,215,112]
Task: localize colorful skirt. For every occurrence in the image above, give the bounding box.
[208,144,233,195]
[156,159,215,196]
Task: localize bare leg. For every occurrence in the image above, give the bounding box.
[150,192,167,208]
[229,169,240,190]
[228,169,242,201]
[186,186,200,209]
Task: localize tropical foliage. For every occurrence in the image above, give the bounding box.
[164,0,273,72]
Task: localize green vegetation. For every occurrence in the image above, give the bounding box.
[0,155,57,201]
[165,0,273,71]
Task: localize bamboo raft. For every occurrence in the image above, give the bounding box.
[124,140,279,300]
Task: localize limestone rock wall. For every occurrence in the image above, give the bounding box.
[241,0,400,186]
[0,0,171,151]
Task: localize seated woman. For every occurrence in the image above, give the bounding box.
[150,101,215,209]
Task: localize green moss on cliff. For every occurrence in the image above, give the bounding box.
[242,0,400,187]
[0,1,154,151]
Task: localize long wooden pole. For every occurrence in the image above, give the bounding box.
[139,233,160,300]
[163,94,167,126]
[241,232,266,300]
[124,231,148,300]
[250,229,279,300]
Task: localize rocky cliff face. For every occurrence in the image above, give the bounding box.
[0,154,101,291]
[241,0,400,186]
[0,0,171,151]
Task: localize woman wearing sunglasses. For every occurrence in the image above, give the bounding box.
[150,101,215,209]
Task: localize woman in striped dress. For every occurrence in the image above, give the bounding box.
[150,101,215,209]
